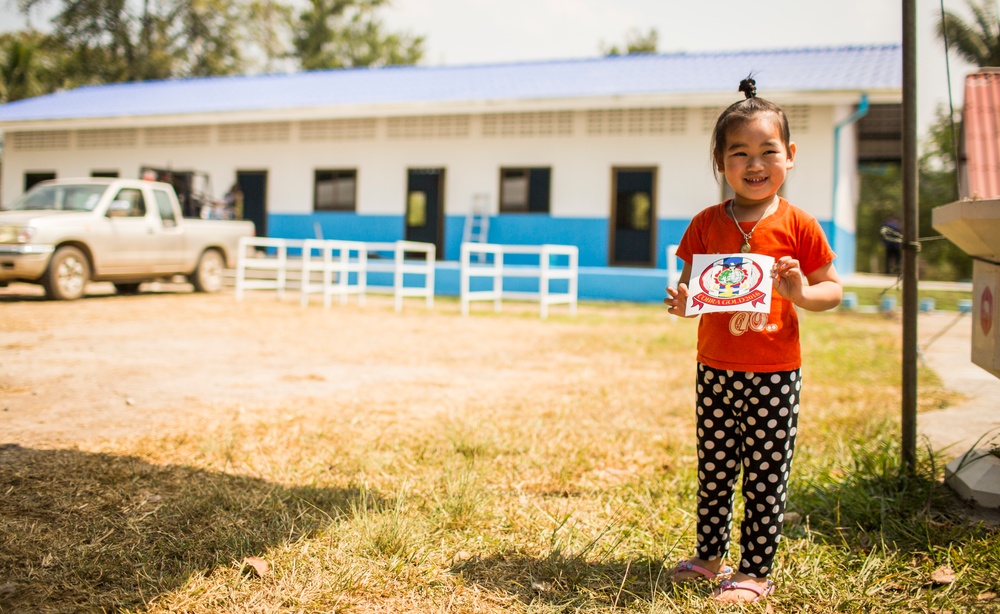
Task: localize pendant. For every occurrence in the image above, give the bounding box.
[740,242,751,253]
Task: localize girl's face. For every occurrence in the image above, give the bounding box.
[718,113,796,208]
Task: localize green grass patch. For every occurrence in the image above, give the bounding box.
[1,304,997,613]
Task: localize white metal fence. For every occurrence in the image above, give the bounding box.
[234,238,576,318]
[460,242,578,319]
[235,237,435,312]
[299,239,367,307]
[234,237,290,301]
[365,241,436,312]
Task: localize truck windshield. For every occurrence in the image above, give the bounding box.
[9,184,108,212]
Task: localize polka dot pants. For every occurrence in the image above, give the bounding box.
[694,363,801,578]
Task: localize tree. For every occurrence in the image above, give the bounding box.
[936,0,1000,66]
[855,107,972,280]
[918,0,995,279]
[292,0,423,70]
[0,30,81,100]
[245,0,295,73]
[918,108,972,280]
[14,0,291,82]
[175,0,248,77]
[0,33,46,102]
[8,0,421,87]
[856,163,903,275]
[601,28,658,56]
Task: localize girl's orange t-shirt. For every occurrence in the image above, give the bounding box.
[676,198,836,372]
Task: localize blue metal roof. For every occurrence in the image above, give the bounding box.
[0,45,900,123]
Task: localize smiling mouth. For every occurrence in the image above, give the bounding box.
[744,176,768,186]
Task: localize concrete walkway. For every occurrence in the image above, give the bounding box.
[918,310,1000,458]
[840,273,998,458]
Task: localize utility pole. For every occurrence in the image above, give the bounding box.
[901,0,919,475]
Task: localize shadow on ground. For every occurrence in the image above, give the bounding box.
[788,451,998,547]
[0,282,191,303]
[0,443,363,612]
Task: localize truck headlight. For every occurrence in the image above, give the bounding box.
[0,225,34,243]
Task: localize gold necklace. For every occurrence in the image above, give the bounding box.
[727,199,774,253]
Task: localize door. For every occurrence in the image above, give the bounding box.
[236,171,268,237]
[405,168,445,258]
[96,186,156,274]
[149,185,186,272]
[610,168,656,267]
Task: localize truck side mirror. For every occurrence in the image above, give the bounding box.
[107,200,131,218]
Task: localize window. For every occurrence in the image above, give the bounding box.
[24,172,56,192]
[110,188,147,217]
[499,167,550,213]
[314,169,357,211]
[153,189,177,227]
[11,184,104,211]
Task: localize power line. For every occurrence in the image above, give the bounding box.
[939,0,961,199]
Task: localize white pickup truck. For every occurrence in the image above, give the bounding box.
[0,178,255,300]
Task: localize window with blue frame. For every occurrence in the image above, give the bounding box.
[499,167,550,213]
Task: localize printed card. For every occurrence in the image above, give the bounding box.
[685,253,775,314]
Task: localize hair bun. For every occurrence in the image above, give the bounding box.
[738,77,757,99]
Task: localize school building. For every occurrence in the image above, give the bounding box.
[0,45,902,301]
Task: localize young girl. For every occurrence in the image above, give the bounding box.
[663,77,842,603]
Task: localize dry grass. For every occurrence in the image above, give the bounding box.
[1,297,998,613]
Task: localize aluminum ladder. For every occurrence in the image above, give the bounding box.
[462,193,491,261]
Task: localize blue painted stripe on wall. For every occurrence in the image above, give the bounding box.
[820,221,857,275]
[658,218,690,272]
[267,212,854,275]
[426,263,668,303]
[469,214,610,266]
[836,227,857,275]
[577,267,669,303]
[274,212,624,265]
[270,213,404,242]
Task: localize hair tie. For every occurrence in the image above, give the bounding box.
[738,76,757,99]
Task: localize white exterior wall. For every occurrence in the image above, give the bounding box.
[0,104,840,225]
[830,103,862,234]
[770,103,835,222]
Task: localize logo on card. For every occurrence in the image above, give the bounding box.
[691,256,768,311]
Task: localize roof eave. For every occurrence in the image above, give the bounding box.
[0,88,902,131]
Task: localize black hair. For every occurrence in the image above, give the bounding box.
[710,76,792,177]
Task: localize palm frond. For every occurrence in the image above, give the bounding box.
[936,1,1000,67]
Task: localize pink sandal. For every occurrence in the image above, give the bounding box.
[713,578,775,603]
[668,560,734,583]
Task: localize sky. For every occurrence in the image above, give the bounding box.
[379,0,980,137]
[1,0,983,137]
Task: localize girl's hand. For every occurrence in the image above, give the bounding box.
[665,283,692,317]
[772,257,843,311]
[771,256,807,302]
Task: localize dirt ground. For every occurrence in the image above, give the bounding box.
[1,281,648,447]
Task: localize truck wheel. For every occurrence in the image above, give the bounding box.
[43,246,90,300]
[190,249,225,293]
[114,282,142,295]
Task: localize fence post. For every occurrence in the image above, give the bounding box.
[568,246,578,316]
[235,237,289,301]
[540,245,551,320]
